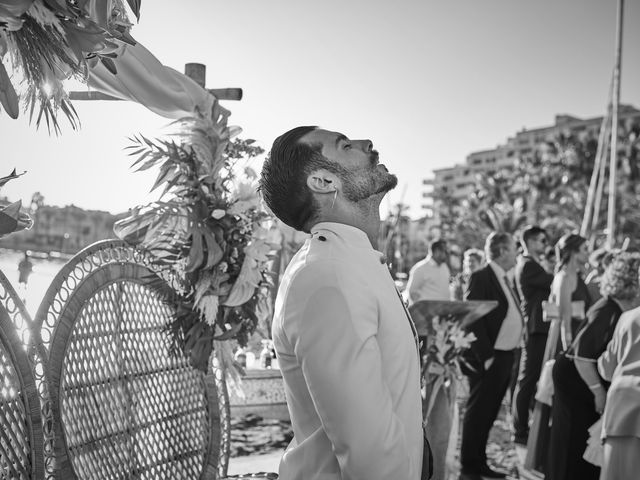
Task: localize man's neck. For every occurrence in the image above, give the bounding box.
[522,248,541,262]
[315,199,382,249]
[491,258,510,273]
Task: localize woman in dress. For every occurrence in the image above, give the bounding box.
[524,233,591,473]
[597,253,640,480]
[549,233,592,351]
[547,252,640,480]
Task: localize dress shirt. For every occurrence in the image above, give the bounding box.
[598,305,640,439]
[488,261,524,351]
[272,222,424,480]
[406,257,451,305]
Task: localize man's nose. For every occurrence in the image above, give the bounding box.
[357,140,373,152]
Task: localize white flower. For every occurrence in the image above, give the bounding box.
[211,209,226,219]
[451,328,476,350]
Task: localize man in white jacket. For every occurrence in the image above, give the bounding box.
[260,126,427,480]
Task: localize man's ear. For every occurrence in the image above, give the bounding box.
[306,169,340,194]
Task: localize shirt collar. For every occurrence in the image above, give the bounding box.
[489,260,506,279]
[310,222,374,250]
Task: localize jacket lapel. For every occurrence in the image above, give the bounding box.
[486,265,508,307]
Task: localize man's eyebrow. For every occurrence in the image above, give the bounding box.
[335,134,349,147]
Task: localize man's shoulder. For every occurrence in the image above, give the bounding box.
[471,264,492,279]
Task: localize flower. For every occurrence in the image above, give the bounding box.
[211,209,226,219]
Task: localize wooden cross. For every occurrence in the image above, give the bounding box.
[69,62,242,102]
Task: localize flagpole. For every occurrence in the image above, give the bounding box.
[606,0,624,249]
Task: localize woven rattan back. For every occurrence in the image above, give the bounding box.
[0,270,47,479]
[33,240,225,479]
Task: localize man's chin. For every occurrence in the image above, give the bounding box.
[377,173,398,194]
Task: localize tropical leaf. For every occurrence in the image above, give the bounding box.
[126,0,141,21]
[0,62,19,119]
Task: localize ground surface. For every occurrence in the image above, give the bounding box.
[228,399,524,479]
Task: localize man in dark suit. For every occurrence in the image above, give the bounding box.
[460,232,523,480]
[511,226,554,446]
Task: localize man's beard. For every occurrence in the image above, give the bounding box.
[341,165,398,202]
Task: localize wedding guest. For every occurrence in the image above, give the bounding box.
[406,239,451,305]
[598,256,640,480]
[548,252,640,480]
[512,226,554,446]
[524,233,593,473]
[260,126,428,480]
[451,248,484,300]
[463,248,484,277]
[550,233,592,350]
[459,232,524,480]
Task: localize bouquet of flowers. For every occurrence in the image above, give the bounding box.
[422,315,476,418]
[114,113,274,372]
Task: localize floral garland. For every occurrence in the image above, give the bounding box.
[114,112,274,372]
[0,0,138,133]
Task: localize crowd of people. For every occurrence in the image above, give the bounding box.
[406,229,640,480]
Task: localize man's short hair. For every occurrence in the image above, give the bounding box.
[485,232,512,261]
[429,239,447,255]
[521,225,547,247]
[464,248,484,263]
[259,126,326,232]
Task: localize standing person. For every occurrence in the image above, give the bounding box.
[512,226,554,446]
[260,126,427,480]
[598,258,640,480]
[549,233,592,351]
[525,233,593,473]
[459,232,524,480]
[406,239,451,304]
[452,248,484,300]
[548,252,640,480]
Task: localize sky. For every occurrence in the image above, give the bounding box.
[1,0,639,219]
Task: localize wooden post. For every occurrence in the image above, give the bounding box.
[580,80,612,237]
[607,0,624,249]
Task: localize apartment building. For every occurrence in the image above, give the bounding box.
[423,105,640,219]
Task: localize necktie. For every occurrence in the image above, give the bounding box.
[503,275,525,325]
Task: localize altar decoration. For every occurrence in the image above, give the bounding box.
[409,300,495,480]
[422,315,476,417]
[114,114,274,372]
[0,168,32,237]
[0,0,140,132]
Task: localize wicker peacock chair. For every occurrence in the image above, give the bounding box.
[0,269,52,479]
[32,240,230,479]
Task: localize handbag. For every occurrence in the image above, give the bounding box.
[541,300,586,322]
[535,358,555,406]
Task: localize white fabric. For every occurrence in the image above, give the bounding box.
[87,42,214,119]
[406,257,451,304]
[272,222,423,480]
[489,261,524,350]
[598,305,640,439]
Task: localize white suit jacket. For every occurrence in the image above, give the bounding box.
[272,222,424,480]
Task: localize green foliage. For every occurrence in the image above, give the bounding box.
[433,118,640,249]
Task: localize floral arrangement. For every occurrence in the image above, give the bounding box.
[0,168,32,237]
[0,0,139,133]
[422,315,476,417]
[114,112,274,372]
